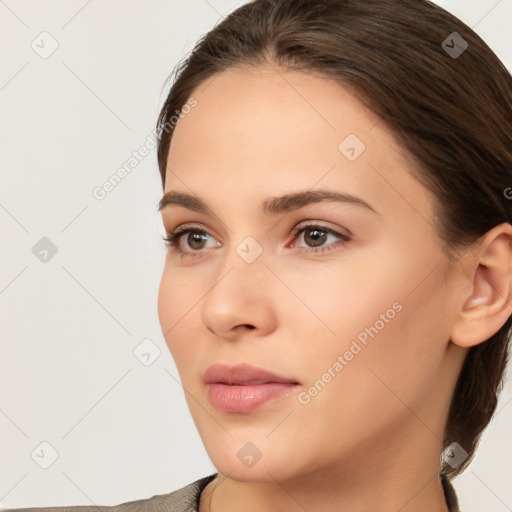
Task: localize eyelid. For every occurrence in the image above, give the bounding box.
[164,222,220,254]
[291,219,352,238]
[163,220,350,257]
[287,221,350,253]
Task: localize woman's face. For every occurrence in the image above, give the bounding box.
[158,65,466,482]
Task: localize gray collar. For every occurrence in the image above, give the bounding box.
[186,473,460,512]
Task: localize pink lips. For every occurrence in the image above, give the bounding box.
[204,363,300,413]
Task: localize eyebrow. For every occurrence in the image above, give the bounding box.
[158,189,378,215]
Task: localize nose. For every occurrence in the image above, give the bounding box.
[201,256,278,341]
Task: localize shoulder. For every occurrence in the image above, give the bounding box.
[2,474,218,512]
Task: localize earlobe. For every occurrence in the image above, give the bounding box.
[450,224,512,348]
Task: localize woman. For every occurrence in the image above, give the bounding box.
[9,0,511,510]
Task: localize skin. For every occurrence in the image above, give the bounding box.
[157,63,512,512]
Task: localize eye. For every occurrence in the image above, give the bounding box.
[162,223,220,257]
[162,221,350,257]
[289,223,350,254]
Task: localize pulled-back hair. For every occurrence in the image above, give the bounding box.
[156,0,512,478]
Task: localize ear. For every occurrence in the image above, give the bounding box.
[450,223,512,348]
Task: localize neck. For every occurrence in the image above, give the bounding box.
[201,467,449,512]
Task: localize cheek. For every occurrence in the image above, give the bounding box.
[157,266,200,363]
[287,244,451,408]
[274,252,406,350]
[301,270,449,427]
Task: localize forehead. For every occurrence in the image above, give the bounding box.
[164,66,434,223]
[169,65,383,159]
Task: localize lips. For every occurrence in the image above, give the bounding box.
[204,363,299,385]
[204,363,300,413]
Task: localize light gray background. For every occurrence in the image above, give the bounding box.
[1,0,511,510]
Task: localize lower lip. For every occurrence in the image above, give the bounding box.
[207,382,298,413]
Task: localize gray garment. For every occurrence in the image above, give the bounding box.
[4,473,459,511]
[2,474,217,512]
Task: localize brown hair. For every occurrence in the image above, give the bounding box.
[155,0,512,478]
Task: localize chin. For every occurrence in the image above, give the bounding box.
[200,432,312,483]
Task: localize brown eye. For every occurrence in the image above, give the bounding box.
[303,228,328,247]
[162,225,221,256]
[186,232,209,250]
[291,223,350,254]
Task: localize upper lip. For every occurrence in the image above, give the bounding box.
[204,363,300,385]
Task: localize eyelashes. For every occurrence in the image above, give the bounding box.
[288,223,350,253]
[162,222,350,258]
[163,224,219,256]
